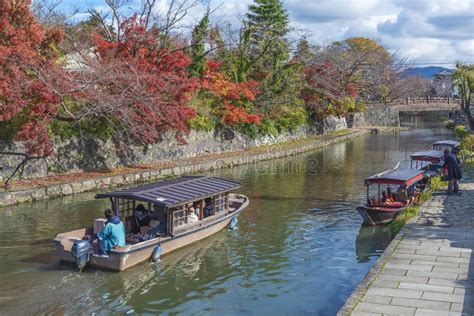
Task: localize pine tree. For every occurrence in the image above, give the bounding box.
[189,14,209,77]
[294,36,316,66]
[246,0,290,75]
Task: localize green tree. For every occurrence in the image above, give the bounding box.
[216,26,254,83]
[294,36,316,66]
[246,0,290,75]
[245,0,306,126]
[188,13,209,77]
[452,63,474,130]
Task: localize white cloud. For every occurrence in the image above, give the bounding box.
[59,0,474,66]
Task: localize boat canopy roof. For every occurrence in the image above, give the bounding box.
[365,168,425,186]
[410,150,444,162]
[96,176,241,207]
[433,140,460,148]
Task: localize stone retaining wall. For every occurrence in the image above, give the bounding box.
[349,106,400,128]
[0,129,369,207]
[0,116,348,181]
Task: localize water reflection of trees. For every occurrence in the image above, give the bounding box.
[0,192,107,248]
[110,232,233,313]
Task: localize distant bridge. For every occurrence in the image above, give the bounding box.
[367,96,460,112]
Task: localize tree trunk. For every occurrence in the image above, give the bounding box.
[467,113,474,131]
[462,103,474,131]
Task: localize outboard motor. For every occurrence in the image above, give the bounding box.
[228,217,238,230]
[71,240,92,272]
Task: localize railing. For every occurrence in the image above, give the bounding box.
[366,96,460,109]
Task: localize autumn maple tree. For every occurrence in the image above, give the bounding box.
[201,60,261,125]
[82,16,199,145]
[0,0,417,186]
[0,0,64,156]
[302,60,359,117]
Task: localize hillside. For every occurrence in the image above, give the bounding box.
[402,66,452,79]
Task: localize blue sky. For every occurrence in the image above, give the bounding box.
[58,0,474,67]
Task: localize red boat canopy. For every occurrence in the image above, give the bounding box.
[410,150,444,163]
[365,168,426,186]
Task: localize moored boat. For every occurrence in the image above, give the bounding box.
[432,140,464,162]
[54,176,249,271]
[432,140,460,152]
[410,149,444,182]
[356,167,426,226]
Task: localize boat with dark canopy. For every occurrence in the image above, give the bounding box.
[432,140,460,152]
[410,149,444,179]
[356,167,426,226]
[54,176,249,271]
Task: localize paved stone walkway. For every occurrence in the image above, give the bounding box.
[350,180,474,316]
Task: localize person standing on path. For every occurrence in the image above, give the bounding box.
[444,149,462,194]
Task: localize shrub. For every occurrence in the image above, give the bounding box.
[454,125,469,139]
[341,97,366,113]
[453,125,473,158]
[260,119,279,136]
[275,106,308,132]
[444,120,456,129]
[188,115,216,132]
[48,117,116,141]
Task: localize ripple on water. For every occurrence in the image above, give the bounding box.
[0,118,456,315]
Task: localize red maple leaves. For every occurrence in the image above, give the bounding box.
[302,61,359,116]
[0,0,64,156]
[88,16,199,144]
[202,60,261,125]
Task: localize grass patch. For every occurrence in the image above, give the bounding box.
[389,176,447,237]
[389,205,419,237]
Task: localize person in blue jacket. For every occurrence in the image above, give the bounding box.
[204,198,214,217]
[96,209,126,256]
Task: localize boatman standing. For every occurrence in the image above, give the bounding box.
[96,209,126,256]
[443,149,462,194]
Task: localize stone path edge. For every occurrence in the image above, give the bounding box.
[0,128,374,207]
[337,216,419,315]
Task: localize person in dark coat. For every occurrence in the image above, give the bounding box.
[444,149,462,193]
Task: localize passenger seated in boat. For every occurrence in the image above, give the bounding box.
[367,197,377,205]
[187,202,196,215]
[387,187,396,201]
[204,198,214,217]
[194,202,201,217]
[381,190,394,204]
[96,209,126,256]
[139,207,166,240]
[395,184,408,201]
[158,206,168,233]
[134,204,151,227]
[187,204,199,223]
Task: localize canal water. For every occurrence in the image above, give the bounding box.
[0,116,454,315]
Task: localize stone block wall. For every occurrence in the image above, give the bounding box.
[349,106,400,128]
[0,115,347,180]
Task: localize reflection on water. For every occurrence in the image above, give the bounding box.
[0,116,454,315]
[355,224,392,263]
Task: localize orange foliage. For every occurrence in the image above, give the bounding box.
[202,60,261,124]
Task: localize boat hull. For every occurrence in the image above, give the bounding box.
[356,205,406,226]
[54,194,249,271]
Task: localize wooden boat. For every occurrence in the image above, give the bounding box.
[356,167,426,226]
[410,149,444,180]
[433,140,464,162]
[54,176,249,271]
[432,140,460,152]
